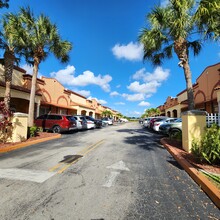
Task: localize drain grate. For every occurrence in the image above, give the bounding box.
[60,155,83,164]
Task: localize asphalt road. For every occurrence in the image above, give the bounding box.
[0,122,219,220]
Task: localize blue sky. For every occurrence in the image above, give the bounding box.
[1,0,220,117]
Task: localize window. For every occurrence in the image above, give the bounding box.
[47,115,62,120]
[66,116,76,121]
[37,114,47,120]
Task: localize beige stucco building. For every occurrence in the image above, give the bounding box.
[0,65,119,120]
[158,62,220,117]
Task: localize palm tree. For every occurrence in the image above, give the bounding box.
[139,0,219,110]
[101,109,113,118]
[18,7,72,126]
[1,12,26,111]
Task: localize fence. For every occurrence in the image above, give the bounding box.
[206,113,219,127]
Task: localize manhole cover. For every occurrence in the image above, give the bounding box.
[60,155,83,164]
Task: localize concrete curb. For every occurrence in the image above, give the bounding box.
[160,138,220,209]
[0,134,61,153]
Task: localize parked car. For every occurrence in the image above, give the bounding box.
[73,115,87,130]
[143,117,154,128]
[152,118,176,132]
[119,118,128,122]
[149,116,167,129]
[74,115,95,129]
[159,118,182,135]
[34,114,77,133]
[102,117,113,125]
[85,116,102,128]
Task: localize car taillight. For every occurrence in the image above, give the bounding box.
[155,123,160,126]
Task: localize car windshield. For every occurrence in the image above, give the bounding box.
[66,116,76,121]
[174,118,182,122]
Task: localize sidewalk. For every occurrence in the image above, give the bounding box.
[161,138,220,209]
[0,133,61,153]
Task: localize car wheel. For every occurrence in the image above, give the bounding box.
[52,125,61,133]
[169,129,180,139]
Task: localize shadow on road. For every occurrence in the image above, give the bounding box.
[117,127,166,151]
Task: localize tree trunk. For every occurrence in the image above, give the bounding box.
[183,61,195,110]
[3,48,15,111]
[28,57,39,127]
[174,37,195,110]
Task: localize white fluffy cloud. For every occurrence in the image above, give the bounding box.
[128,66,170,95]
[112,42,143,61]
[87,97,107,105]
[110,91,120,96]
[132,66,170,83]
[127,81,161,94]
[122,93,145,101]
[50,65,112,92]
[138,101,151,107]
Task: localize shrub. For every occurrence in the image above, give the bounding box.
[28,125,43,138]
[0,101,14,143]
[192,124,220,165]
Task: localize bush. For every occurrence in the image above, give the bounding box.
[28,125,43,138]
[192,124,220,165]
[0,101,13,143]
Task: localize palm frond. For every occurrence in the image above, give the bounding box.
[187,40,202,56]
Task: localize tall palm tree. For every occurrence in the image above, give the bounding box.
[1,12,26,111]
[18,7,72,126]
[139,0,219,110]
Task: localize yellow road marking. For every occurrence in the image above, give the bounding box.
[49,139,105,174]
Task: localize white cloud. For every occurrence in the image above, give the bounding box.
[138,101,151,107]
[132,66,170,83]
[50,65,112,92]
[127,66,170,96]
[87,97,107,105]
[127,81,161,94]
[112,42,143,61]
[114,102,125,105]
[110,91,120,96]
[122,93,145,101]
[116,84,121,88]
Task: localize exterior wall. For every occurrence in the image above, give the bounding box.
[178,91,188,103]
[194,63,220,113]
[39,77,70,106]
[163,96,181,118]
[70,92,87,106]
[0,64,25,87]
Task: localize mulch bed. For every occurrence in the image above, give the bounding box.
[164,138,220,175]
[0,132,58,150]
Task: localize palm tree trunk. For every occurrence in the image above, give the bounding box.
[174,38,195,110]
[183,61,195,110]
[28,57,39,127]
[3,48,15,111]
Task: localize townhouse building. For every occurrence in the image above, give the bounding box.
[0,65,119,120]
[158,62,220,117]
